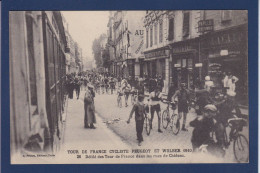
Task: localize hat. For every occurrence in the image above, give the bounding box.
[205,76,210,81]
[204,104,217,112]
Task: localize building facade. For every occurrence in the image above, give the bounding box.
[107,11,146,79]
[199,10,248,105]
[10,11,68,157]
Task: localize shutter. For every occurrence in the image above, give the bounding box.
[183,12,190,37]
[168,18,174,41]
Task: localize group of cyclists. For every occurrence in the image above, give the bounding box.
[66,70,248,162]
[124,72,247,162]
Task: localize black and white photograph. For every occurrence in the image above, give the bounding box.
[9,10,249,164]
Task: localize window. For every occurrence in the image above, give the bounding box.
[154,23,158,45]
[25,12,38,107]
[160,59,165,79]
[183,12,190,37]
[150,26,153,47]
[146,28,149,48]
[221,10,232,22]
[168,18,174,41]
[159,20,163,43]
[182,59,187,68]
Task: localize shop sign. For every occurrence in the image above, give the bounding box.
[209,63,222,73]
[172,44,193,54]
[198,19,214,33]
[195,63,203,67]
[144,49,169,59]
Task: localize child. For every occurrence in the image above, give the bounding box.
[127,95,146,146]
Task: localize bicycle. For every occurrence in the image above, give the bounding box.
[226,117,248,162]
[161,100,180,135]
[201,117,248,163]
[143,97,151,136]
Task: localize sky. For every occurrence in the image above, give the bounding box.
[62,11,109,62]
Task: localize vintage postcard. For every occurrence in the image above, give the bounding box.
[9,10,249,164]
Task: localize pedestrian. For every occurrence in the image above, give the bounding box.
[84,84,96,129]
[205,76,214,92]
[127,95,146,146]
[172,83,190,131]
[74,76,81,99]
[149,86,163,133]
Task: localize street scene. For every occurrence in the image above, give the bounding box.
[10,10,249,164]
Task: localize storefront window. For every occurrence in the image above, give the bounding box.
[177,59,181,66]
[187,58,193,69]
[182,59,187,68]
[161,59,165,79]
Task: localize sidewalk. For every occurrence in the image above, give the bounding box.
[56,91,130,163]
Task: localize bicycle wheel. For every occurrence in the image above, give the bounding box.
[162,110,169,129]
[233,134,249,163]
[144,115,151,136]
[171,114,180,135]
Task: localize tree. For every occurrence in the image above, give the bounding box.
[92,34,107,68]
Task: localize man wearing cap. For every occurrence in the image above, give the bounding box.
[190,104,217,151]
[84,84,96,129]
[172,83,190,131]
[127,95,146,146]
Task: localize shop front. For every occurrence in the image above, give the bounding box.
[200,24,248,105]
[115,61,123,78]
[143,48,170,80]
[170,38,199,89]
[126,58,135,78]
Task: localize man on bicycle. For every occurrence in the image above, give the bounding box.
[172,83,190,131]
[149,86,163,133]
[190,104,217,151]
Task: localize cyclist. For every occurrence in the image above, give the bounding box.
[127,95,146,146]
[124,84,131,107]
[190,104,217,152]
[172,83,190,131]
[149,86,163,133]
[104,76,109,94]
[117,86,123,108]
[109,77,115,94]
